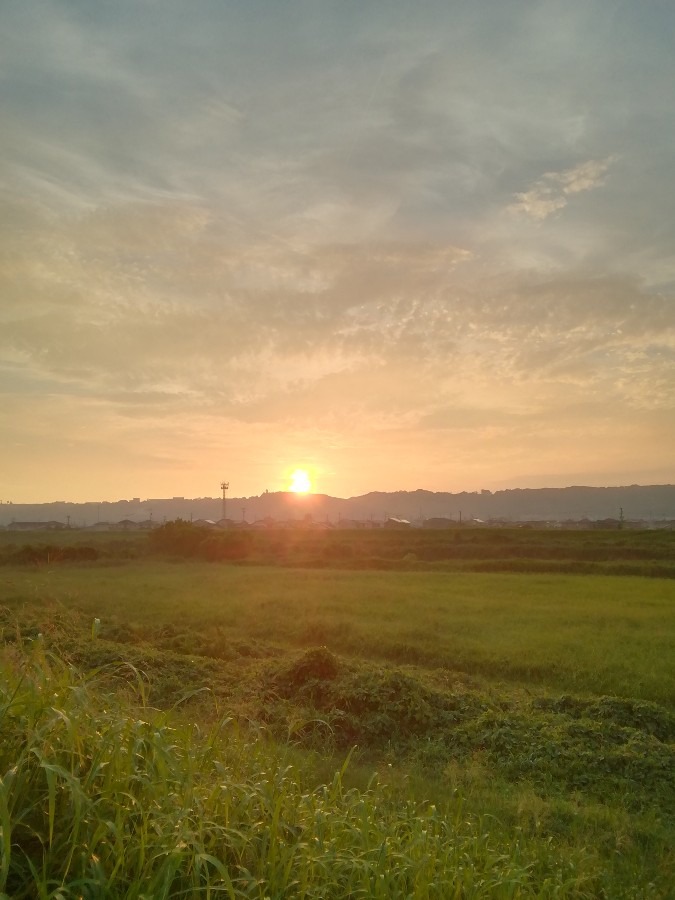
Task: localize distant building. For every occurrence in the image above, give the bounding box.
[113,519,156,531]
[384,517,412,529]
[7,521,67,531]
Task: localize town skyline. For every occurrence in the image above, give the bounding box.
[2,483,674,530]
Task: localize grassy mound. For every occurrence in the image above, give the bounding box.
[262,649,675,815]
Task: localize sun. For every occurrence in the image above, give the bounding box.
[288,469,312,493]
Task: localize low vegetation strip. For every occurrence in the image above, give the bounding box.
[146,522,675,577]
[1,522,674,577]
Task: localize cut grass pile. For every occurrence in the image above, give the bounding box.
[263,649,675,809]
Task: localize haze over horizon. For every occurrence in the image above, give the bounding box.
[2,1,674,505]
[4,480,675,512]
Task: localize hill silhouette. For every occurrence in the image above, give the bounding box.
[2,484,674,528]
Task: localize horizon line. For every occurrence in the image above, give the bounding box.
[3,482,674,506]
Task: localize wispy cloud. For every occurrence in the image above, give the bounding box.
[509,157,617,221]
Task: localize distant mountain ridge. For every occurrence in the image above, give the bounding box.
[2,484,674,528]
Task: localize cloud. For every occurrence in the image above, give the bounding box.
[509,157,617,221]
[0,190,473,414]
[3,178,674,441]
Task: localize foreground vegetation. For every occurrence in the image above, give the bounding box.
[0,532,674,897]
[4,652,636,899]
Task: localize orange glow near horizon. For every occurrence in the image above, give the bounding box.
[288,469,312,493]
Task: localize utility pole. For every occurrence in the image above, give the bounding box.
[221,481,229,527]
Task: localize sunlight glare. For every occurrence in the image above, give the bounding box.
[288,469,312,493]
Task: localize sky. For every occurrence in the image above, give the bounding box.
[2,0,674,503]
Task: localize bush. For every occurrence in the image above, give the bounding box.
[147,519,208,557]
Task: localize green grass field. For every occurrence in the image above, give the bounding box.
[3,563,672,702]
[1,541,674,897]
